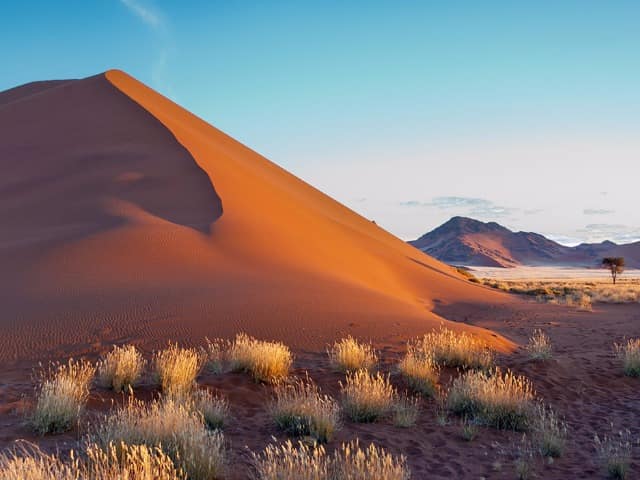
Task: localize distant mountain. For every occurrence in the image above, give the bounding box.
[410,216,640,268]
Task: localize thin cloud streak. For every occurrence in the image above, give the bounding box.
[119,0,162,29]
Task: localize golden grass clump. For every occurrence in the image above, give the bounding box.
[391,395,420,428]
[270,375,341,443]
[0,441,185,480]
[614,338,640,377]
[152,343,205,397]
[250,439,410,480]
[446,368,536,431]
[203,337,229,374]
[532,404,567,458]
[192,388,230,430]
[594,428,634,479]
[525,329,552,361]
[93,397,227,480]
[31,358,95,434]
[228,333,293,383]
[97,344,146,392]
[414,326,494,370]
[327,336,378,372]
[398,344,440,396]
[340,369,396,422]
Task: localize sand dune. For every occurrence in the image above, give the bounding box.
[0,70,513,362]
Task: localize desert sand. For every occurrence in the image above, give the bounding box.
[1,72,638,478]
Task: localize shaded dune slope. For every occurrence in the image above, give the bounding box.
[0,70,514,361]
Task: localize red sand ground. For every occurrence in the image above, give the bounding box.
[0,71,638,478]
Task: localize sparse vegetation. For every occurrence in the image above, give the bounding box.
[392,395,420,428]
[93,396,227,480]
[603,257,625,284]
[412,326,494,370]
[398,344,440,396]
[340,369,396,422]
[460,416,479,441]
[203,337,229,374]
[532,404,567,458]
[250,439,410,480]
[614,338,640,377]
[525,329,552,361]
[327,336,377,372]
[594,427,634,479]
[228,333,293,383]
[446,368,536,431]
[97,344,146,392]
[270,375,341,443]
[152,343,205,397]
[30,358,94,434]
[191,388,230,430]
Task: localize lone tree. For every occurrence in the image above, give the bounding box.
[602,257,625,284]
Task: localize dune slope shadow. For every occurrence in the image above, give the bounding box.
[0,73,222,249]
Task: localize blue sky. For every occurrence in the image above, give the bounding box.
[2,1,639,244]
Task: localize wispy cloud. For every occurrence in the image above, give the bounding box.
[399,196,515,218]
[120,0,162,29]
[576,223,640,244]
[584,208,615,215]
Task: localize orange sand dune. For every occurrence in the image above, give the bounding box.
[0,70,514,361]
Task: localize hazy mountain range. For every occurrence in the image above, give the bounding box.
[410,216,640,268]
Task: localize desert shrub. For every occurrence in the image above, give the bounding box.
[202,337,229,374]
[228,333,292,383]
[97,344,146,392]
[614,338,640,377]
[525,329,552,361]
[446,369,536,431]
[594,428,634,479]
[391,395,419,428]
[93,397,226,480]
[398,345,439,396]
[340,369,396,422]
[152,343,205,397]
[250,439,410,480]
[414,326,493,370]
[327,336,377,372]
[31,358,94,434]
[532,404,567,458]
[270,375,340,443]
[191,388,230,430]
[460,416,479,441]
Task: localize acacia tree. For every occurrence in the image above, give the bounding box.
[602,257,625,284]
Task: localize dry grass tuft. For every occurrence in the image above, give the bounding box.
[191,388,230,430]
[327,336,377,372]
[0,443,77,480]
[413,326,494,370]
[532,404,567,458]
[152,343,205,397]
[340,369,396,423]
[446,368,536,431]
[97,344,146,392]
[271,375,340,443]
[392,395,420,428]
[203,337,229,374]
[30,358,94,434]
[525,329,552,361]
[93,396,226,480]
[398,344,440,397]
[594,427,634,479]
[228,333,293,383]
[614,338,640,377]
[250,439,410,480]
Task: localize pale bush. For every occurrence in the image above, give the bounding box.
[31,358,94,434]
[392,395,419,428]
[446,369,536,431]
[340,369,396,422]
[414,327,493,370]
[532,404,567,458]
[525,329,552,361]
[152,344,205,397]
[97,345,146,392]
[228,333,292,383]
[250,439,410,480]
[93,397,227,479]
[327,336,377,372]
[271,375,340,442]
[614,338,640,377]
[398,345,439,396]
[191,388,230,430]
[594,427,634,479]
[202,337,229,374]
